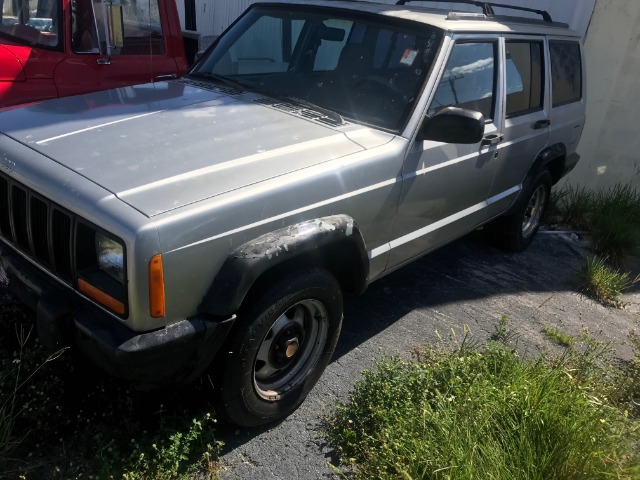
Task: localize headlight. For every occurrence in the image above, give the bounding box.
[96,232,125,284]
[76,223,128,316]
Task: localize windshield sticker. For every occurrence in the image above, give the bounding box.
[400,49,419,66]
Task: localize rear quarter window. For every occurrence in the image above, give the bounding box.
[549,40,582,107]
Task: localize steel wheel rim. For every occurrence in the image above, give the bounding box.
[522,184,547,238]
[253,299,329,401]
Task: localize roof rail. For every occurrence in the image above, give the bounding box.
[395,0,553,23]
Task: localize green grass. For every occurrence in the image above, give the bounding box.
[546,183,594,229]
[541,326,575,348]
[578,255,638,307]
[0,300,222,479]
[547,184,640,307]
[327,333,640,480]
[548,183,640,264]
[590,184,640,264]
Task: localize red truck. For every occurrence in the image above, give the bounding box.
[0,0,190,108]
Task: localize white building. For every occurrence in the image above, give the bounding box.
[177,0,639,189]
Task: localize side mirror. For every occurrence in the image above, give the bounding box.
[419,107,485,144]
[106,4,124,48]
[98,2,124,63]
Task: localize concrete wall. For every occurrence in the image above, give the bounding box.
[569,0,640,189]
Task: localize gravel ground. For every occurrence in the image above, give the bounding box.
[1,232,638,479]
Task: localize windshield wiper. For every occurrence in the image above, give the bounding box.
[187,72,246,93]
[264,91,344,125]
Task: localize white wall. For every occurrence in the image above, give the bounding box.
[569,0,640,189]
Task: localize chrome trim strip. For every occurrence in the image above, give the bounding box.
[169,180,520,258]
[368,184,521,259]
[169,177,400,252]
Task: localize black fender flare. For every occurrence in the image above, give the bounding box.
[528,143,567,185]
[199,215,369,317]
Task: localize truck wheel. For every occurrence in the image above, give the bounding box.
[215,268,343,427]
[492,169,552,251]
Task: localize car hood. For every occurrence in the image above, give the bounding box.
[0,80,383,216]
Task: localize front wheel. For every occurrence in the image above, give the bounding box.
[491,169,552,251]
[214,268,343,427]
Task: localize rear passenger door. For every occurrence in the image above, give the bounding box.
[547,39,585,162]
[487,36,549,212]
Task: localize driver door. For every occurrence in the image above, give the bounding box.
[388,37,505,268]
[55,0,179,97]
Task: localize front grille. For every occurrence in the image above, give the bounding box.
[0,173,74,283]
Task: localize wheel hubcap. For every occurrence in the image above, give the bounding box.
[253,299,329,401]
[284,338,299,358]
[522,185,547,238]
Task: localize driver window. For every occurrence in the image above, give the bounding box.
[72,0,165,55]
[428,42,496,121]
[72,0,99,52]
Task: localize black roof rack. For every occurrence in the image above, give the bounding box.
[395,0,553,23]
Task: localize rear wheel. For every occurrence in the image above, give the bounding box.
[491,169,552,251]
[214,268,343,427]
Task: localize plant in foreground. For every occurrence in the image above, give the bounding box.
[0,304,223,479]
[0,325,66,465]
[578,255,638,307]
[95,411,222,480]
[327,337,639,479]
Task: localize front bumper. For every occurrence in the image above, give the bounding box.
[0,243,234,389]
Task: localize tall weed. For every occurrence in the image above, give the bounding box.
[327,332,640,479]
[550,183,640,264]
[578,255,638,307]
[0,326,66,465]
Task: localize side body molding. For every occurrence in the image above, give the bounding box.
[199,215,370,317]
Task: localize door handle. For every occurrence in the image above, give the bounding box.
[481,133,503,146]
[154,74,178,82]
[532,119,550,129]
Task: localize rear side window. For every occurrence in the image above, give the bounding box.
[549,40,582,106]
[505,41,544,117]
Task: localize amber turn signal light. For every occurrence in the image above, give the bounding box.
[78,278,125,315]
[149,254,166,318]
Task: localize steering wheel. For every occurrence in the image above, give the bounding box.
[352,75,409,125]
[354,75,408,104]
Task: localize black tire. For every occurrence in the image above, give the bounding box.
[214,268,343,427]
[491,169,552,251]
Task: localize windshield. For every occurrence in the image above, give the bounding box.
[192,6,443,132]
[0,0,60,48]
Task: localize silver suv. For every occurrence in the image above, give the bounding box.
[0,0,585,426]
